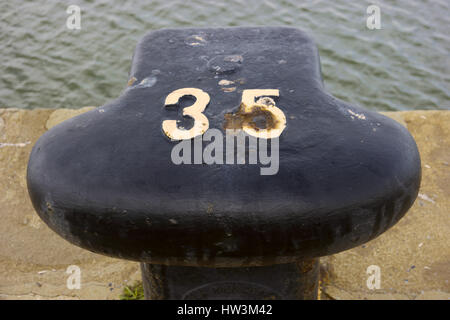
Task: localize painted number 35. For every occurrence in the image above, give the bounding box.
[162,88,287,140]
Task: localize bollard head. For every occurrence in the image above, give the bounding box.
[27,27,421,267]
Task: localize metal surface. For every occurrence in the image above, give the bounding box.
[141,259,319,300]
[26,27,421,300]
[27,27,421,267]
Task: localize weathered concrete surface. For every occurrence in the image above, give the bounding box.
[0,107,141,300]
[321,110,450,300]
[0,108,448,300]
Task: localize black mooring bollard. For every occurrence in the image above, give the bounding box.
[140,259,319,300]
[27,27,421,300]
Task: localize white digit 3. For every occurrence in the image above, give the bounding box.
[162,88,210,140]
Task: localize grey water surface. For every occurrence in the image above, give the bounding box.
[1,0,449,110]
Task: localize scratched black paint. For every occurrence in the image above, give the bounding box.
[27,27,421,267]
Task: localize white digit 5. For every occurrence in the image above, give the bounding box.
[162,88,210,140]
[241,89,286,139]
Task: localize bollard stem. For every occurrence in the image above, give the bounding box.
[140,259,319,300]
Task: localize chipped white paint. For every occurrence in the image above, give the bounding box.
[218,79,234,86]
[137,76,157,88]
[348,109,366,120]
[193,35,205,41]
[186,35,207,46]
[0,141,30,148]
[221,87,236,92]
[224,55,243,63]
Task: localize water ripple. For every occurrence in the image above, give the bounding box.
[0,0,448,110]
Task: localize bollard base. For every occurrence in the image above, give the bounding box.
[140,259,319,300]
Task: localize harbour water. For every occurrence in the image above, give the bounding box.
[1,0,449,111]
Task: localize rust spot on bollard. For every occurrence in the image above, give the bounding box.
[224,102,281,132]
